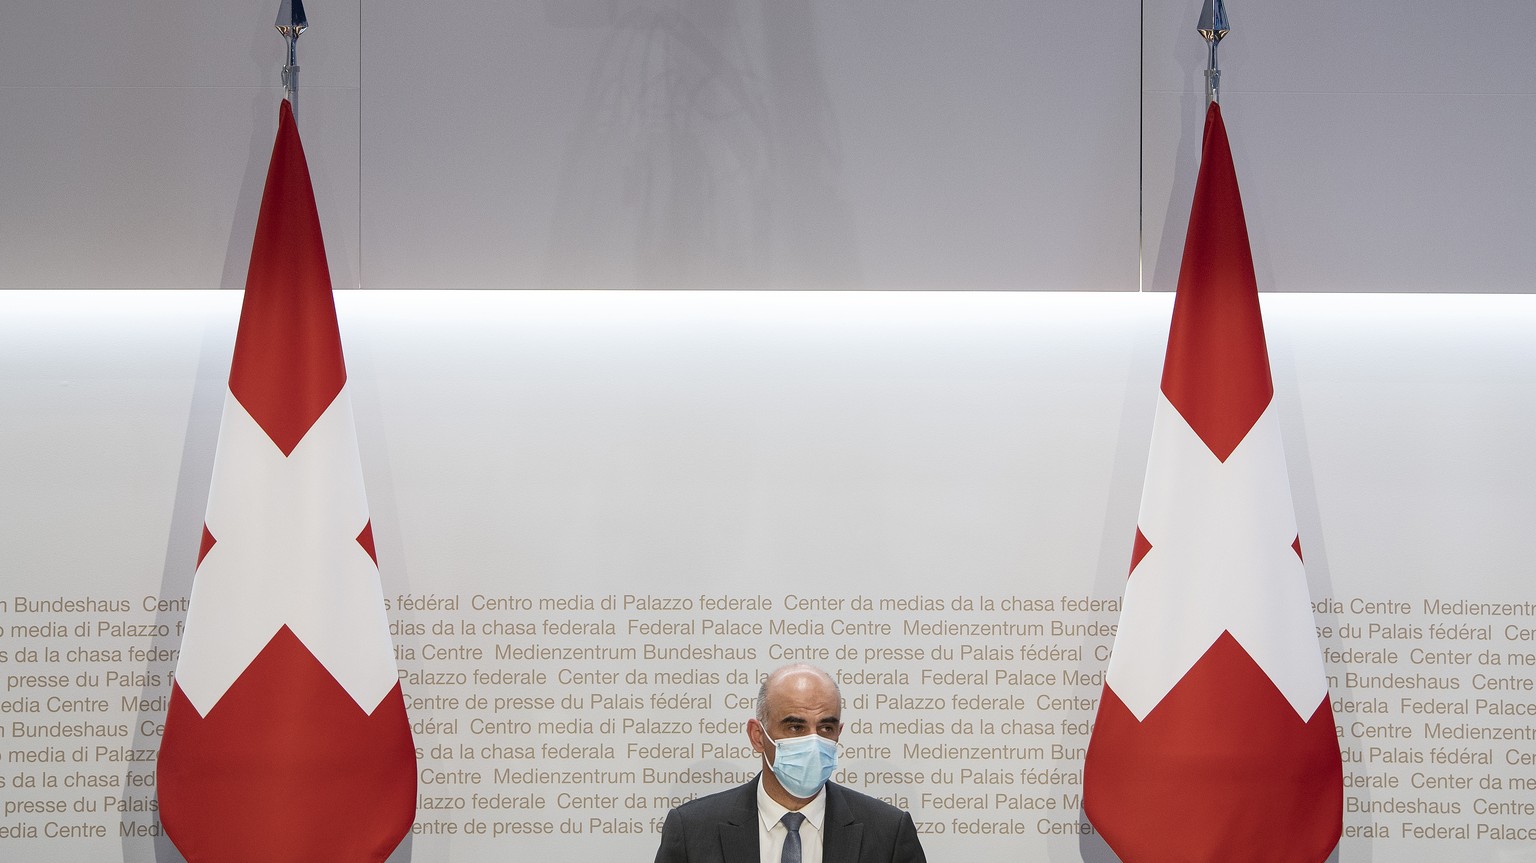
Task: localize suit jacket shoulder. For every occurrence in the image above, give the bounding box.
[825,783,906,822]
[654,780,926,863]
[653,780,758,863]
[824,783,927,863]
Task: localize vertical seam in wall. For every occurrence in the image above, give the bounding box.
[1137,0,1146,293]
[358,0,365,290]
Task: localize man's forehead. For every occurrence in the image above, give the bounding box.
[765,674,840,720]
[771,703,840,719]
[769,709,841,728]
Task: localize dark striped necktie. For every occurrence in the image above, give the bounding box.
[780,811,806,863]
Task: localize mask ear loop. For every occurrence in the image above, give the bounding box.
[751,720,773,757]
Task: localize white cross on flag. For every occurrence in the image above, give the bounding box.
[157,99,417,862]
[1082,102,1342,862]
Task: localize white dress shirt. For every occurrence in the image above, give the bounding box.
[756,776,826,863]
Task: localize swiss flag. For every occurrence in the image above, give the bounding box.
[1082,103,1342,862]
[157,100,417,862]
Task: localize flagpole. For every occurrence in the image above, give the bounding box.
[276,0,308,117]
[1198,0,1228,104]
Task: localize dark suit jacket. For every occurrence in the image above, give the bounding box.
[653,778,926,863]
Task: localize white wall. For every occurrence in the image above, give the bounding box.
[2,291,1534,862]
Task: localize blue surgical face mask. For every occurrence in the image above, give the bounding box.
[763,731,838,798]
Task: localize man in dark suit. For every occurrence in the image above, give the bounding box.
[653,663,926,863]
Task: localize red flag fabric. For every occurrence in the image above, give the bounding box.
[1082,103,1342,862]
[157,100,417,862]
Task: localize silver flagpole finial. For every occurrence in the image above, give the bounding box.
[276,0,308,115]
[1197,0,1229,104]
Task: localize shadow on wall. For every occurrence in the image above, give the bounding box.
[542,0,858,290]
[1076,814,1119,863]
[143,323,227,863]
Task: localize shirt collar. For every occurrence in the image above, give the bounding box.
[756,774,827,834]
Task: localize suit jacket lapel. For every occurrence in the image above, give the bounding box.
[719,819,757,863]
[822,785,864,862]
[718,781,759,863]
